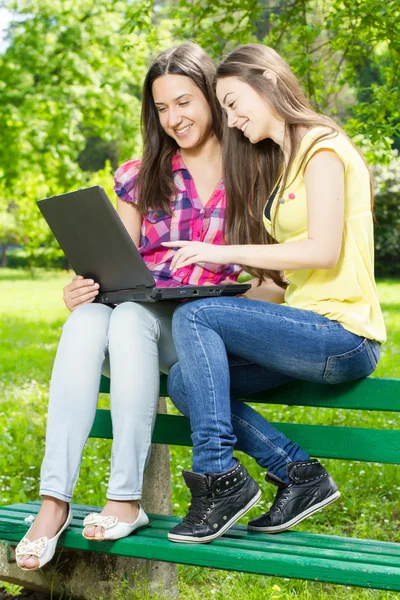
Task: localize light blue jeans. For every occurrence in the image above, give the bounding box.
[167,297,381,481]
[40,301,178,502]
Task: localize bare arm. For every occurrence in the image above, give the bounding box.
[163,150,345,272]
[117,197,142,247]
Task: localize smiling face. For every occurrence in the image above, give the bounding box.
[216,76,281,144]
[152,74,214,149]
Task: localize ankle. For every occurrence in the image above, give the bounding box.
[106,499,139,508]
[41,496,68,514]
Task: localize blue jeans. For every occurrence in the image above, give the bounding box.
[167,297,380,481]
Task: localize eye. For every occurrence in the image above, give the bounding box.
[157,107,167,113]
[228,101,235,110]
[178,101,189,107]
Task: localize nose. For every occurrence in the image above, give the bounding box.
[227,112,238,128]
[168,107,182,129]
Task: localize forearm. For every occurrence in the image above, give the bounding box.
[225,238,340,271]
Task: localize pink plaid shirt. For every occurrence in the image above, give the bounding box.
[114,154,241,287]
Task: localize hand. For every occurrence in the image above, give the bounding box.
[63,275,100,312]
[161,241,232,271]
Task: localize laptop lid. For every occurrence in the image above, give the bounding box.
[37,186,155,292]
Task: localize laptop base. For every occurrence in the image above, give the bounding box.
[97,284,251,304]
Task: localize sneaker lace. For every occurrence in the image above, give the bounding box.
[183,493,213,526]
[270,486,291,513]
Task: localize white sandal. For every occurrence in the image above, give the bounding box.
[16,507,72,571]
[82,504,149,541]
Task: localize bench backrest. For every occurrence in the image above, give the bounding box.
[91,375,400,465]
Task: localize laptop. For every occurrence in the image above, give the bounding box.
[37,186,251,303]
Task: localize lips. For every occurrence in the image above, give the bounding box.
[175,124,193,135]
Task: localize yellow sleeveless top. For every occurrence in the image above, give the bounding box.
[263,128,386,343]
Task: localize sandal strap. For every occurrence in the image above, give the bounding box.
[16,536,47,558]
[83,513,118,530]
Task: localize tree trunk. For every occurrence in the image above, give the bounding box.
[1,244,8,268]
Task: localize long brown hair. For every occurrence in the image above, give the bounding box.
[135,42,222,215]
[216,44,373,287]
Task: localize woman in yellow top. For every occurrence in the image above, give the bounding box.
[162,44,386,544]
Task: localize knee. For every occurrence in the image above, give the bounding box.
[172,299,216,335]
[63,303,111,340]
[109,302,158,340]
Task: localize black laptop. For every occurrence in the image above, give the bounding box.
[37,186,251,303]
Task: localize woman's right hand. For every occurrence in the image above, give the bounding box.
[63,275,100,312]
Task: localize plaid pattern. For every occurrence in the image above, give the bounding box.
[114,154,241,287]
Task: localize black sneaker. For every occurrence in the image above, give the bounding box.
[248,459,340,533]
[168,459,261,543]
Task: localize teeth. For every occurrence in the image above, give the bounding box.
[176,124,192,134]
[241,121,248,133]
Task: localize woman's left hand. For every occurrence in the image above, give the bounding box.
[162,241,232,271]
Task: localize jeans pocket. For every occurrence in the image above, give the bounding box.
[323,338,379,385]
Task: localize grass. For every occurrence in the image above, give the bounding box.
[0,269,399,599]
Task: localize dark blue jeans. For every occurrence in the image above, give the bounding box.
[167,297,380,482]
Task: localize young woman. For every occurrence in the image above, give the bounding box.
[15,41,243,570]
[164,44,386,544]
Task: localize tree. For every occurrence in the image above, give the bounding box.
[0,0,174,265]
[171,0,400,150]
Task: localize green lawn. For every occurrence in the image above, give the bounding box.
[0,269,399,600]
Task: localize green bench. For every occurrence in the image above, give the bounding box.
[1,375,400,591]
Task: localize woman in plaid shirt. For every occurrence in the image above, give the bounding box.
[16,42,241,570]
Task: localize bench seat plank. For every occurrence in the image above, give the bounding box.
[89,411,400,464]
[5,502,400,559]
[99,376,400,412]
[1,503,399,591]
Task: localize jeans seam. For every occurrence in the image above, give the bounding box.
[191,306,225,472]
[231,413,291,462]
[326,338,368,362]
[190,303,340,329]
[365,339,379,370]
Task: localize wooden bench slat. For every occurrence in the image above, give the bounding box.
[89,411,400,464]
[247,378,400,412]
[5,513,399,569]
[99,376,400,412]
[3,503,400,558]
[1,504,399,591]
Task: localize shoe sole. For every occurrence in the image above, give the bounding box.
[168,488,262,544]
[247,490,341,534]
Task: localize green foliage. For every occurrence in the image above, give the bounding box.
[173,0,400,149]
[373,150,400,276]
[0,0,176,265]
[0,0,399,274]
